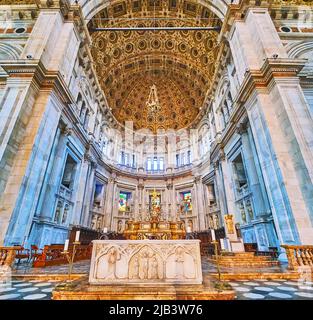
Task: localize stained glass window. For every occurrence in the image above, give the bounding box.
[181,191,192,212]
[119,192,130,212]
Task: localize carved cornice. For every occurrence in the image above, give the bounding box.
[0,61,73,103]
[237,58,307,104]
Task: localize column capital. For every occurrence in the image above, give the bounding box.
[219,149,226,161]
[236,121,249,135]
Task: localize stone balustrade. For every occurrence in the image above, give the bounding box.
[0,246,20,267]
[281,245,313,270]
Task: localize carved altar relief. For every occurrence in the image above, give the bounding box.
[94,246,127,280]
[166,246,197,280]
[89,240,202,285]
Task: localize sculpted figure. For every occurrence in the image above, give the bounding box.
[175,247,185,279]
[106,247,121,279]
[148,256,159,279]
[130,257,140,279]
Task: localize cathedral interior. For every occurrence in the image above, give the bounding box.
[0,0,313,301]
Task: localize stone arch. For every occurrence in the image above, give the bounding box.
[285,41,313,59]
[76,0,229,22]
[285,41,313,76]
[215,72,230,101]
[0,43,22,60]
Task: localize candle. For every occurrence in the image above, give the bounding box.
[75,230,80,242]
[64,239,69,252]
[220,238,225,250]
[211,229,216,241]
[103,227,108,234]
[226,238,231,251]
[187,226,192,233]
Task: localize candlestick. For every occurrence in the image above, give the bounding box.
[211,229,216,241]
[75,230,80,242]
[62,240,81,281]
[64,239,69,252]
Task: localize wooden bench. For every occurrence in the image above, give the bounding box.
[14,246,30,264]
[33,243,92,268]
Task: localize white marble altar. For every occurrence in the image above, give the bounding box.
[89,240,203,285]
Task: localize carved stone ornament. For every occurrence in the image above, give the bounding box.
[224,214,235,234]
[89,240,202,285]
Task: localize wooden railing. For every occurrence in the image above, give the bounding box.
[282,245,313,270]
[0,246,21,267]
[33,244,92,268]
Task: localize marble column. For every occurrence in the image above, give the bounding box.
[214,154,243,250]
[194,176,206,231]
[71,156,90,226]
[229,7,313,245]
[238,122,270,217]
[1,91,62,246]
[82,160,97,227]
[103,174,116,230]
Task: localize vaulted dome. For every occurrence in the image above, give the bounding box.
[88,0,222,132]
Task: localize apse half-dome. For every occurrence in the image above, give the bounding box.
[88,0,222,132]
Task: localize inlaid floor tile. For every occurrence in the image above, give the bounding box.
[18,287,39,293]
[268,292,292,299]
[0,293,21,300]
[254,286,274,292]
[23,293,47,300]
[277,286,297,292]
[243,293,265,299]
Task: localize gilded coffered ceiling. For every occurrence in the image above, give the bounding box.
[89,0,222,132]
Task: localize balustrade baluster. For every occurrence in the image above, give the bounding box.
[307,248,313,266]
[301,249,309,265]
[304,249,313,266]
[296,249,304,266]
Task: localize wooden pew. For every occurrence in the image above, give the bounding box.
[33,243,92,268]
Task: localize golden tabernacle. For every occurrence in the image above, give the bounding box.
[123,189,186,240]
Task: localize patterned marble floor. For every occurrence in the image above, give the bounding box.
[5,259,311,300]
[14,260,90,274]
[15,259,289,275]
[0,279,58,300]
[1,278,313,300]
[227,279,313,300]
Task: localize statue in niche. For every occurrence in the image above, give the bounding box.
[213,214,219,229]
[175,247,185,279]
[106,247,121,280]
[91,215,97,230]
[117,220,123,233]
[208,216,214,229]
[246,199,254,220]
[239,203,247,223]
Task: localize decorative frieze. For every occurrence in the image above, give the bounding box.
[89,240,203,285]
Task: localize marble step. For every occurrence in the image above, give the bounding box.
[217,256,275,261]
[208,258,280,267]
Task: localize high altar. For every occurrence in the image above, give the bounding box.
[123,189,186,240]
[89,189,201,286]
[54,190,234,299]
